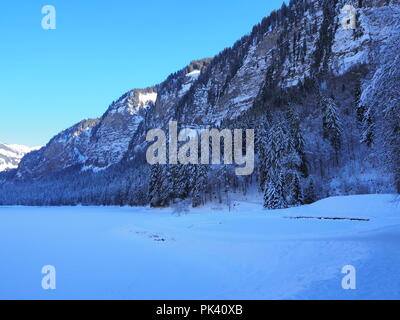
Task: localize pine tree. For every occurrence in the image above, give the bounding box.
[171,164,188,200]
[256,118,270,191]
[304,179,316,204]
[288,173,303,206]
[361,106,375,147]
[354,78,366,125]
[266,122,288,171]
[192,165,208,208]
[157,165,173,207]
[264,172,287,210]
[260,115,307,209]
[383,99,400,193]
[322,95,342,153]
[287,107,308,177]
[148,164,161,207]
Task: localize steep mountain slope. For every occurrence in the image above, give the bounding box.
[0,142,40,172]
[15,88,157,179]
[83,88,157,170]
[11,58,211,181]
[1,0,399,206]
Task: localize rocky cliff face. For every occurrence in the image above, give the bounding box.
[15,87,157,179]
[2,0,400,206]
[83,88,157,170]
[125,0,400,166]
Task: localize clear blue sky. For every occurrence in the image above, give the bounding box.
[0,0,283,146]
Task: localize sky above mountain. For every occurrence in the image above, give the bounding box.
[0,0,283,146]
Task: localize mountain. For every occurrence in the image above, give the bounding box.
[11,58,211,181]
[15,87,157,179]
[1,0,399,207]
[0,143,40,172]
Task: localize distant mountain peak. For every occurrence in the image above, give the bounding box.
[0,142,41,172]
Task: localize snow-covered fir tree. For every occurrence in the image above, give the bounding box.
[361,106,375,147]
[148,164,162,207]
[383,99,400,192]
[261,115,306,209]
[264,172,287,210]
[287,173,303,206]
[321,95,342,157]
[304,179,316,204]
[192,165,208,208]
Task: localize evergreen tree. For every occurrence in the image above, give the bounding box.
[361,106,375,147]
[354,79,375,146]
[264,172,287,210]
[192,165,208,208]
[383,99,400,192]
[304,179,316,204]
[157,165,173,207]
[321,95,342,154]
[354,78,366,125]
[266,122,288,171]
[171,164,188,199]
[260,115,306,209]
[287,107,308,177]
[256,117,270,191]
[148,164,161,207]
[288,173,303,206]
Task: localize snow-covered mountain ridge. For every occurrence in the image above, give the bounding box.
[0,142,40,172]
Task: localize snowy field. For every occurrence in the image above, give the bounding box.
[0,194,400,300]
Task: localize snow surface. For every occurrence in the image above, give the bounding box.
[186,70,201,77]
[138,92,157,107]
[0,194,400,300]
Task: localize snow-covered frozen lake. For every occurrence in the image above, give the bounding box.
[1,194,400,300]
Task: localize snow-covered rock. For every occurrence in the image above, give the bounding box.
[0,142,40,172]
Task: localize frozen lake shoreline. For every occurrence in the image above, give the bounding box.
[1,194,400,300]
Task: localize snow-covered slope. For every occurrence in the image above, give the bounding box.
[0,142,40,172]
[83,88,157,170]
[1,194,399,299]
